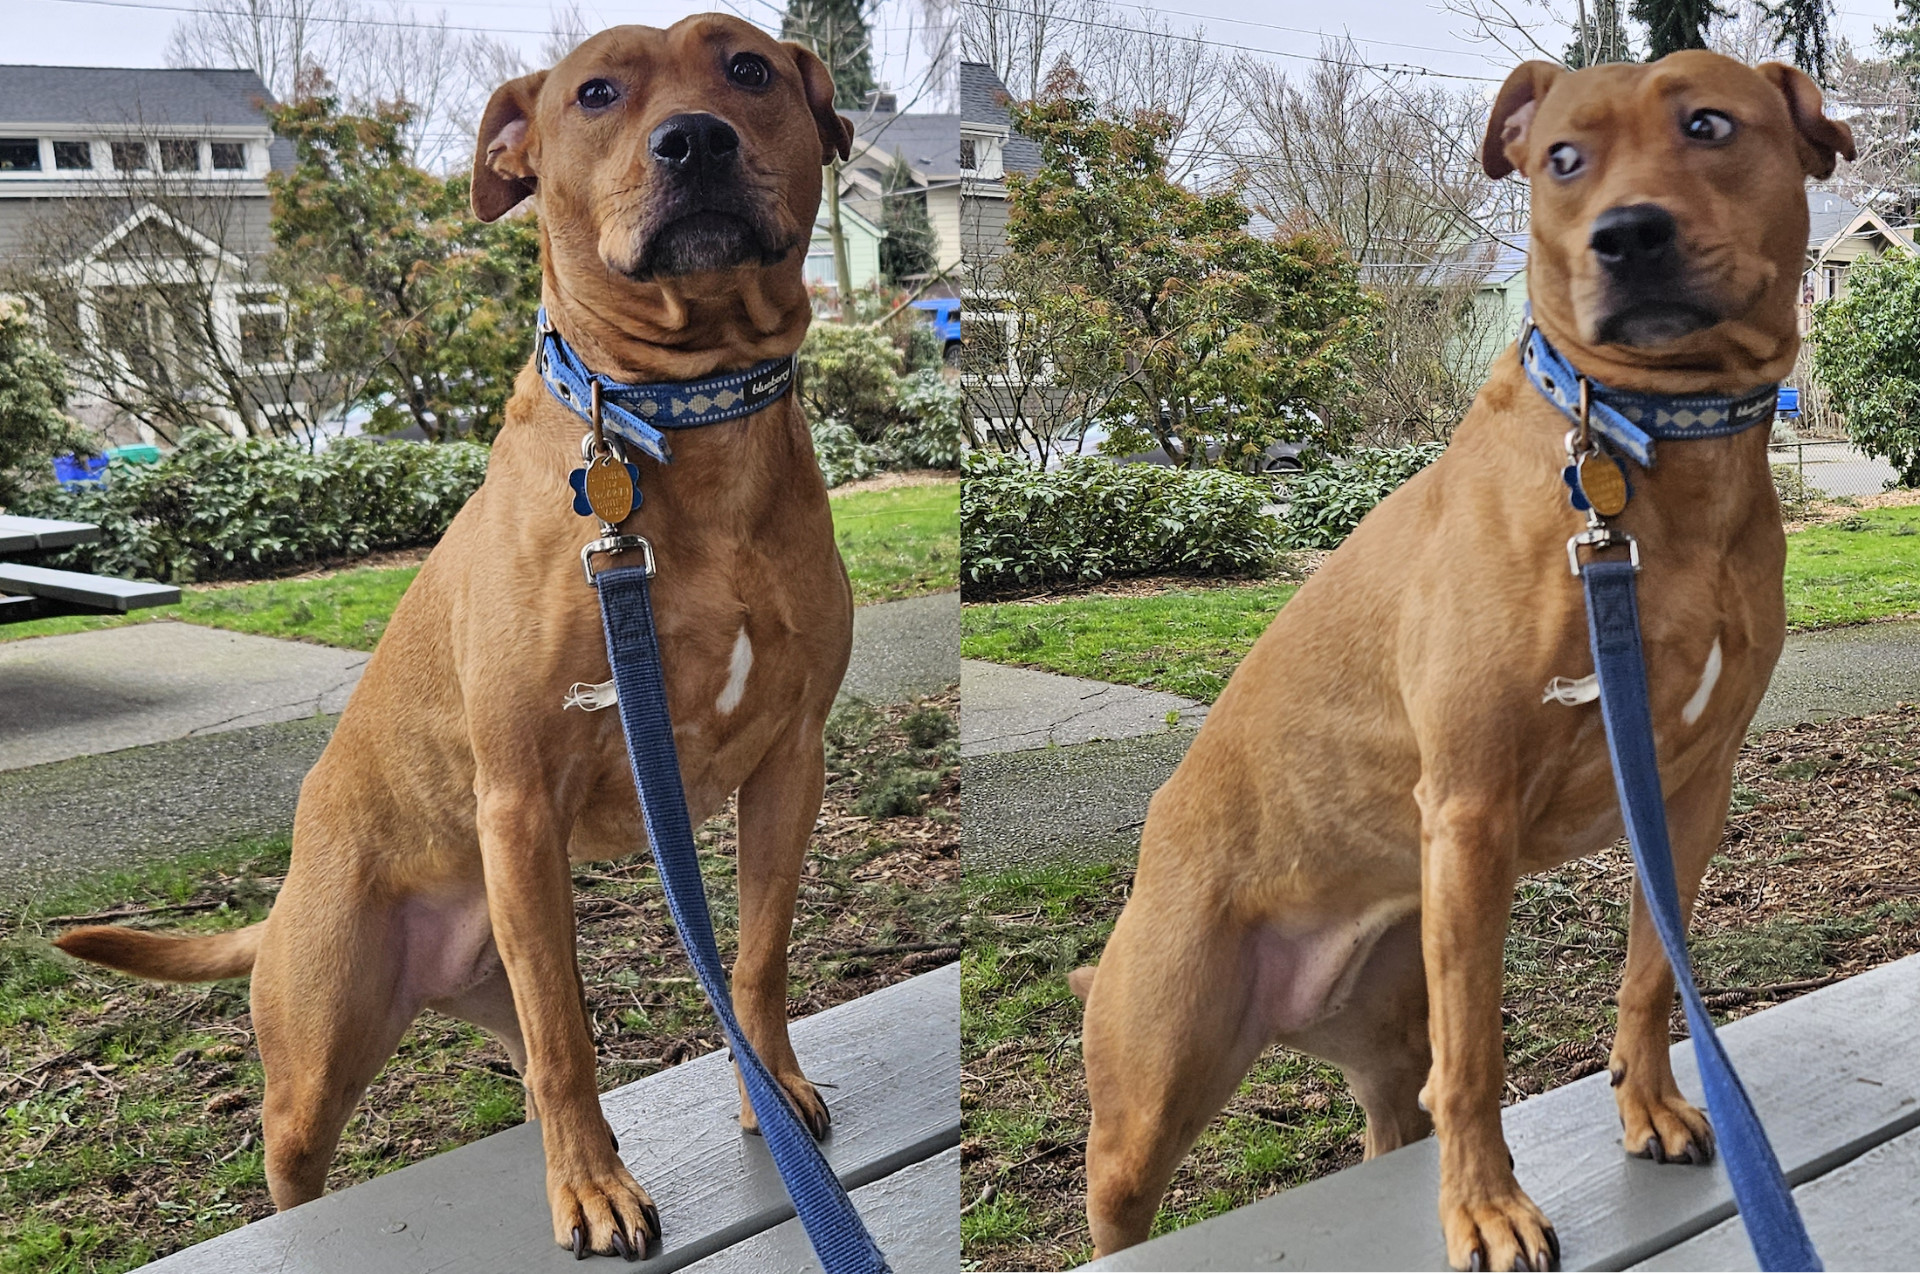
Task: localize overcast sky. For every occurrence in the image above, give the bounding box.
[9,0,950,106]
[7,0,1905,97]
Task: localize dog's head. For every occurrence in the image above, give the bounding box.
[1483,51,1852,379]
[471,15,851,292]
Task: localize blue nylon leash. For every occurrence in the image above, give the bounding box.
[1582,562,1819,1270]
[1525,313,1816,1269]
[594,561,891,1273]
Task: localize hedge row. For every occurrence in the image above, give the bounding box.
[17,431,491,583]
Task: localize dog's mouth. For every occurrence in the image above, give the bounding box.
[627,209,788,282]
[1593,299,1722,347]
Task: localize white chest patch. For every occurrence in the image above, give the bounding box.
[716,625,753,714]
[1682,637,1723,726]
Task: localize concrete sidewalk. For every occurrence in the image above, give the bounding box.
[0,592,958,776]
[963,616,1920,874]
[960,659,1204,757]
[0,593,958,895]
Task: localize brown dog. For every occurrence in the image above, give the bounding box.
[55,15,855,1260]
[1071,52,1852,1269]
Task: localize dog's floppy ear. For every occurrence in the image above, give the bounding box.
[785,43,854,163]
[1756,61,1855,180]
[472,71,548,222]
[1481,61,1566,180]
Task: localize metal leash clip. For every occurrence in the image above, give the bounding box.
[582,533,655,584]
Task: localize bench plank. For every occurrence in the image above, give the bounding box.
[0,563,178,612]
[682,1145,960,1274]
[140,963,958,1273]
[1632,1123,1920,1271]
[0,514,101,550]
[1083,951,1920,1271]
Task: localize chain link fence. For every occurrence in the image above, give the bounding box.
[1768,439,1900,500]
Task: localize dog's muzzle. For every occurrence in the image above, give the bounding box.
[1589,203,1720,346]
[623,112,787,281]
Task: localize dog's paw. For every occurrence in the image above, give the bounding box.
[1441,1186,1560,1272]
[1615,1081,1716,1165]
[739,1069,832,1140]
[548,1158,658,1261]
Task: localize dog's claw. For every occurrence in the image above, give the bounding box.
[641,1199,661,1242]
[610,1230,633,1261]
[1469,1248,1484,1272]
[609,1129,620,1153]
[1640,1135,1668,1164]
[1546,1227,1562,1267]
[572,1226,586,1261]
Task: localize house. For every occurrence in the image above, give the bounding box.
[1800,191,1915,328]
[957,61,1041,275]
[840,92,963,281]
[0,64,295,444]
[805,199,884,295]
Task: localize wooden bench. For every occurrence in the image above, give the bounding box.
[0,516,179,623]
[136,963,959,1273]
[1082,951,1920,1271]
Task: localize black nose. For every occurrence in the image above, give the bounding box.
[1589,204,1678,268]
[648,113,739,171]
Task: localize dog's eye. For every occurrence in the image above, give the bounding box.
[577,79,619,111]
[1685,109,1735,143]
[728,53,771,89]
[1547,143,1585,179]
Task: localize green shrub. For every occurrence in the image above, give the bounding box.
[798,320,963,485]
[885,370,965,470]
[1772,464,1816,520]
[0,299,87,506]
[810,419,880,489]
[797,323,903,442]
[962,452,1280,593]
[17,431,489,583]
[1278,443,1445,549]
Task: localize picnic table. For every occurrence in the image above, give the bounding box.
[0,514,179,624]
[134,962,959,1273]
[1081,950,1920,1271]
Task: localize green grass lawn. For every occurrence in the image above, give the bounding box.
[961,585,1297,702]
[830,480,959,604]
[1,478,958,650]
[962,505,1920,701]
[1783,506,1920,630]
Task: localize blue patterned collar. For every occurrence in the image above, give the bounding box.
[535,307,795,464]
[1519,315,1777,468]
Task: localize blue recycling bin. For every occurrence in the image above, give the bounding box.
[1776,386,1801,418]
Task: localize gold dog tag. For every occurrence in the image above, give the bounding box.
[1578,454,1629,517]
[584,456,636,524]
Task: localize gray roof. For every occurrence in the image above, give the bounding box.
[1806,190,1861,250]
[0,65,277,129]
[958,61,1041,175]
[853,110,962,178]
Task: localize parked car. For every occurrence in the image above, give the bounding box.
[1119,439,1307,473]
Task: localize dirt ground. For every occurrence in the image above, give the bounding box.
[960,704,1920,1271]
[0,694,957,1273]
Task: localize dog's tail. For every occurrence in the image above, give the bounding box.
[1067,964,1097,1003]
[54,922,264,983]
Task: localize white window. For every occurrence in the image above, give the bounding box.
[211,141,248,172]
[53,140,93,170]
[958,138,976,171]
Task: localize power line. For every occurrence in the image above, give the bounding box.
[1094,0,1506,64]
[966,0,1505,82]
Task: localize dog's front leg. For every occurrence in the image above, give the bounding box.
[730,715,832,1137]
[1419,788,1559,1273]
[477,783,658,1259]
[1609,752,1730,1166]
